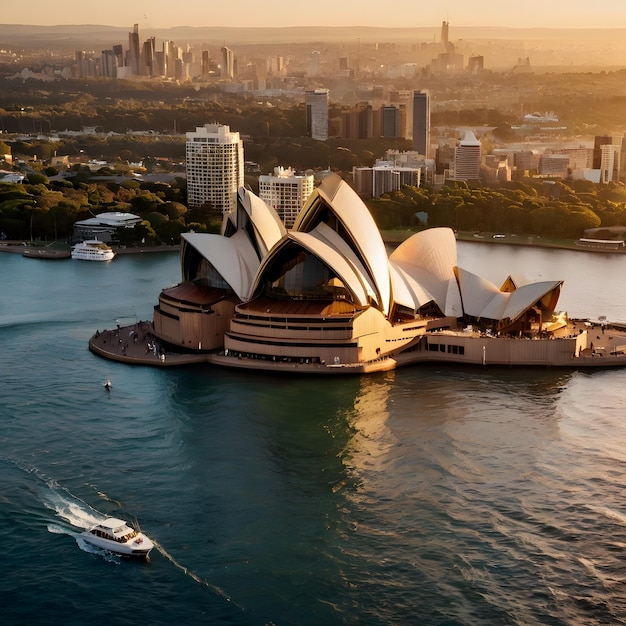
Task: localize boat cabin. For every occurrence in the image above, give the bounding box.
[89,518,138,543]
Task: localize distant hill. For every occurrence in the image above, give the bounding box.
[1,23,626,46]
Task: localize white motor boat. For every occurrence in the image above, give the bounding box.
[71,240,115,261]
[81,517,154,558]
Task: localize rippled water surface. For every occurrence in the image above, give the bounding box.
[2,246,626,625]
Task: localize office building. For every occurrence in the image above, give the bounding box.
[128,24,141,75]
[307,51,321,77]
[381,105,406,139]
[343,102,374,139]
[539,154,570,178]
[141,38,155,77]
[600,144,620,183]
[389,90,413,140]
[468,55,484,74]
[441,20,450,50]
[593,136,612,169]
[353,163,420,198]
[221,46,235,79]
[305,89,329,141]
[186,124,244,213]
[112,44,124,68]
[258,167,314,229]
[452,131,481,181]
[412,91,430,157]
[101,50,117,78]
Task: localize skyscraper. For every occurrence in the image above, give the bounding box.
[593,135,612,169]
[128,24,141,75]
[112,44,124,68]
[620,136,626,183]
[441,20,449,50]
[142,38,155,77]
[305,89,329,141]
[600,144,620,183]
[381,106,405,138]
[307,51,321,77]
[186,124,244,213]
[101,50,117,78]
[221,46,234,79]
[452,131,481,181]
[412,90,430,157]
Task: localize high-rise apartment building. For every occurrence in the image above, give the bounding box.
[128,24,141,75]
[452,131,481,181]
[593,136,612,169]
[412,91,430,158]
[305,89,329,141]
[620,136,626,183]
[186,124,244,213]
[307,51,321,77]
[381,106,406,138]
[353,164,420,198]
[258,167,314,229]
[343,102,374,139]
[101,50,117,78]
[112,44,124,68]
[221,46,235,79]
[600,144,620,183]
[389,90,413,139]
[141,38,155,77]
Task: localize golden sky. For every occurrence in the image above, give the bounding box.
[3,0,625,29]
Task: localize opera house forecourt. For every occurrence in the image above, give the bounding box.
[89,175,626,373]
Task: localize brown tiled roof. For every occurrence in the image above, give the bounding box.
[238,296,357,317]
[161,284,228,306]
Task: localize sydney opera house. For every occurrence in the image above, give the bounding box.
[141,174,626,374]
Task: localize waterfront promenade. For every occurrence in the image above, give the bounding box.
[0,241,179,257]
[89,320,208,367]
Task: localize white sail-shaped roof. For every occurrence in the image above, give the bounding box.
[389,228,463,316]
[237,187,286,256]
[388,262,435,311]
[295,175,392,315]
[222,187,286,257]
[182,231,260,301]
[455,268,506,319]
[310,221,380,304]
[456,267,563,322]
[182,179,564,328]
[501,280,563,321]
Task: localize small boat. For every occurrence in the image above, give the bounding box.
[104,379,112,390]
[22,247,71,259]
[81,517,154,558]
[71,240,115,261]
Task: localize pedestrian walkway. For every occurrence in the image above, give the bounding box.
[88,320,209,367]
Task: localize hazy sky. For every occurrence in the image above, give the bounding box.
[3,0,626,29]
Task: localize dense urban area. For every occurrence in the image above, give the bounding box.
[1,21,626,246]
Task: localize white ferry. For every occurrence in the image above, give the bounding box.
[71,240,115,261]
[81,517,154,558]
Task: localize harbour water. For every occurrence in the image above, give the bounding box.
[2,244,626,625]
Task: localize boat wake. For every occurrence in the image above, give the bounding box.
[3,456,241,607]
[151,538,239,607]
[47,523,122,563]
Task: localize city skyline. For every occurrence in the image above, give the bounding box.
[3,0,626,30]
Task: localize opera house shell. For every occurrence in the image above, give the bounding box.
[151,174,602,373]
